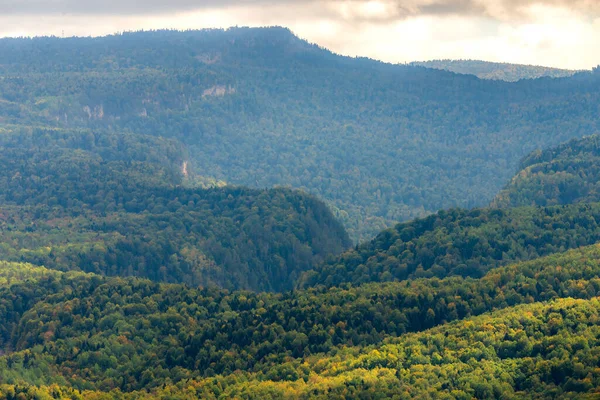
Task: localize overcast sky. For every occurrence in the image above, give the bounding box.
[1,0,599,69]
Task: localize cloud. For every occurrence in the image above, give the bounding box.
[2,0,309,16]
[419,0,486,16]
[337,0,600,23]
[1,0,599,20]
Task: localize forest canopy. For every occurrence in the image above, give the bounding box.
[3,28,600,399]
[0,126,351,292]
[493,135,600,208]
[1,28,599,240]
[3,243,600,397]
[299,203,600,288]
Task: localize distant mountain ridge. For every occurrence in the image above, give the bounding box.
[411,59,579,81]
[2,28,600,241]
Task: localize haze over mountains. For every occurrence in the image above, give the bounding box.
[3,27,600,399]
[411,60,579,82]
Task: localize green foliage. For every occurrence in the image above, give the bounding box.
[4,267,600,398]
[0,261,64,287]
[4,27,600,400]
[0,126,350,292]
[300,204,600,288]
[493,135,600,208]
[3,244,600,395]
[181,298,600,399]
[1,29,600,240]
[411,59,579,81]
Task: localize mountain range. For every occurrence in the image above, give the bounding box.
[1,27,599,240]
[2,27,600,399]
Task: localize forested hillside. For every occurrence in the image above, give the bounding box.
[0,126,350,292]
[411,59,579,81]
[493,135,600,208]
[3,244,600,397]
[4,26,600,400]
[1,28,599,240]
[299,204,600,288]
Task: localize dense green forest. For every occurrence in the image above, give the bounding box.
[3,243,600,397]
[411,60,579,81]
[299,203,600,288]
[493,135,600,208]
[0,126,350,291]
[4,27,600,399]
[1,28,599,239]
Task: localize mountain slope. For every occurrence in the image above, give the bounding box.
[299,204,600,288]
[0,126,351,291]
[411,59,579,81]
[4,243,600,397]
[1,28,600,240]
[6,295,600,399]
[186,297,600,399]
[493,135,600,208]
[8,298,600,399]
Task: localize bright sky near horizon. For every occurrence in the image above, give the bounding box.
[1,0,599,70]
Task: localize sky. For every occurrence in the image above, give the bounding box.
[1,0,599,69]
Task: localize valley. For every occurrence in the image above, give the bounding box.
[1,28,600,399]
